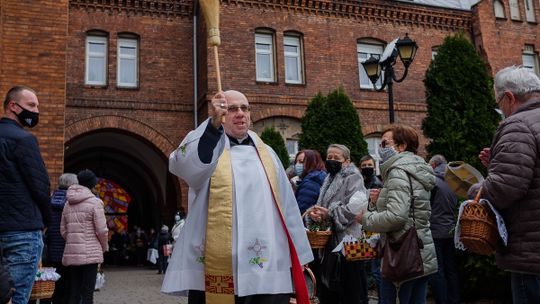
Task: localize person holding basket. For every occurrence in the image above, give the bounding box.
[306,144,370,304]
[356,125,437,304]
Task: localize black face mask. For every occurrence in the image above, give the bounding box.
[361,167,374,178]
[14,103,39,128]
[325,159,343,176]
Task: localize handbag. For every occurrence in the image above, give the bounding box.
[320,226,343,292]
[163,244,173,257]
[381,175,424,282]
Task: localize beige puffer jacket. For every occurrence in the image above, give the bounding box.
[362,151,437,283]
[61,184,108,266]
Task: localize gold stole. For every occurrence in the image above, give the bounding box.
[204,134,281,304]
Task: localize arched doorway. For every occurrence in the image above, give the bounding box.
[64,129,179,233]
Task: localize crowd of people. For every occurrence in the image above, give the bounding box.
[1,65,540,304]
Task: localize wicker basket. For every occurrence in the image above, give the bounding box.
[343,240,378,261]
[29,280,55,300]
[306,230,332,249]
[290,267,319,304]
[459,188,499,256]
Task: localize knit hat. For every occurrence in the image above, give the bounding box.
[77,169,98,189]
[161,225,169,232]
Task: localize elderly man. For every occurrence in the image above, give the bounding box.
[0,86,50,304]
[162,90,313,304]
[479,66,540,303]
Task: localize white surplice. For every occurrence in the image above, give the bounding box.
[161,119,313,297]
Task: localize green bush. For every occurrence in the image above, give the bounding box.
[299,88,368,163]
[422,33,500,174]
[260,127,290,169]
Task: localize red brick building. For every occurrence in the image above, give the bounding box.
[0,0,538,229]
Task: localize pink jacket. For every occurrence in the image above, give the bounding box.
[61,185,109,266]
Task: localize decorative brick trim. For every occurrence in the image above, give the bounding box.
[69,0,192,18]
[223,0,472,30]
[251,107,304,122]
[65,115,176,156]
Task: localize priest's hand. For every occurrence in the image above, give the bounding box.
[211,91,227,129]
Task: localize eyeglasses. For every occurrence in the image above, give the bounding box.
[227,104,251,113]
[379,139,394,148]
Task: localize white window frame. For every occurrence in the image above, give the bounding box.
[85,36,107,86]
[117,38,139,88]
[357,42,384,89]
[431,46,439,60]
[509,0,521,20]
[524,0,536,22]
[283,35,304,84]
[523,45,539,75]
[494,0,505,18]
[255,33,276,82]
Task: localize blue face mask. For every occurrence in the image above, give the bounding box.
[379,146,397,164]
[294,163,304,176]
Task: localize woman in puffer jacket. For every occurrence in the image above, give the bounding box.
[294,149,327,214]
[61,169,108,304]
[357,125,437,304]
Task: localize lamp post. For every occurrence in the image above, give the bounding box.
[361,34,418,123]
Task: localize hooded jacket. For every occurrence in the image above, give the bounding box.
[483,99,540,274]
[362,151,437,282]
[61,185,108,266]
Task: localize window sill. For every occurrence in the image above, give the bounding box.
[285,82,306,87]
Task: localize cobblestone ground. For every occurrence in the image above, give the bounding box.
[94,266,186,304]
[94,266,381,304]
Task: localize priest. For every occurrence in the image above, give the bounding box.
[162,90,313,304]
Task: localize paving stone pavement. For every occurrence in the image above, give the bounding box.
[94,266,186,304]
[94,266,379,304]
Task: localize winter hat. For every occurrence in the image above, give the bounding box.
[77,169,98,189]
[161,225,169,232]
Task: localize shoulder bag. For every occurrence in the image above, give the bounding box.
[381,175,424,282]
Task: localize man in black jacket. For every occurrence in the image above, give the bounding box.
[0,86,50,304]
[428,155,459,304]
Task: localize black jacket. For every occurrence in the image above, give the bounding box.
[0,117,50,232]
[429,165,457,239]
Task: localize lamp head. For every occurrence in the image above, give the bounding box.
[396,33,418,68]
[362,56,382,85]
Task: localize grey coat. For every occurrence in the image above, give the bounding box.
[483,99,540,274]
[307,163,367,242]
[362,151,437,283]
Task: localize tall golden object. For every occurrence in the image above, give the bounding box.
[200,0,222,92]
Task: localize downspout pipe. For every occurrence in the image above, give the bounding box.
[193,0,199,128]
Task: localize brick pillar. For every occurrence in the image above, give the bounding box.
[0,0,69,187]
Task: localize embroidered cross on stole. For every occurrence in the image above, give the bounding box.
[204,133,309,304]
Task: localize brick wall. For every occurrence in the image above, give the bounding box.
[202,0,472,145]
[65,6,195,209]
[0,0,68,187]
[472,0,540,76]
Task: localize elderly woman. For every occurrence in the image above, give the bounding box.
[357,125,437,304]
[308,144,369,304]
[61,169,108,304]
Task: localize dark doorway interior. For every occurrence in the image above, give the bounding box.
[64,129,179,232]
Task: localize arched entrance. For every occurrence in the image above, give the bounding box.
[64,129,179,232]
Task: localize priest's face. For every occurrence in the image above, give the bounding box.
[223,90,251,139]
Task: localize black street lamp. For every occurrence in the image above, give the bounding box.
[361,34,418,123]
